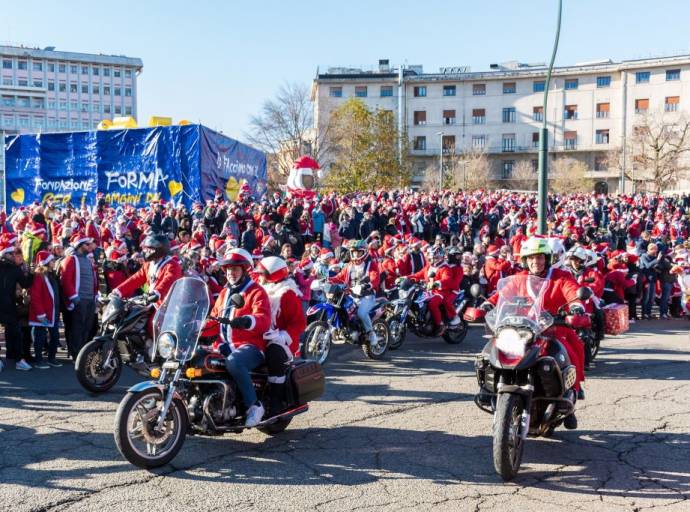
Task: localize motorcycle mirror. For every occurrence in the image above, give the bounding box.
[470,284,481,298]
[230,293,245,309]
[576,287,593,301]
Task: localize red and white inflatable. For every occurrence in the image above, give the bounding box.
[287,155,321,199]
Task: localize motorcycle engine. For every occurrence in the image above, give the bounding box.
[203,390,236,427]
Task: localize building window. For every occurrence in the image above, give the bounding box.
[18,79,28,87]
[1,96,15,107]
[47,63,55,72]
[564,79,578,90]
[31,98,44,109]
[472,108,486,124]
[533,81,545,92]
[70,65,77,74]
[472,83,486,96]
[81,65,88,75]
[81,102,89,112]
[33,116,44,127]
[636,71,650,83]
[93,67,99,76]
[533,106,543,122]
[104,67,111,77]
[328,86,342,97]
[666,69,680,81]
[594,156,607,171]
[413,86,427,97]
[472,135,486,149]
[3,114,15,127]
[502,107,516,123]
[443,85,456,96]
[380,85,393,97]
[81,84,89,94]
[104,104,111,114]
[635,98,649,114]
[595,129,610,144]
[502,134,516,152]
[532,132,540,148]
[104,86,111,95]
[93,85,100,95]
[114,87,121,96]
[114,68,121,78]
[125,69,132,78]
[58,63,66,73]
[59,82,66,92]
[18,60,27,70]
[596,102,610,118]
[115,105,122,114]
[442,135,456,153]
[665,96,680,112]
[19,116,30,128]
[564,105,578,120]
[502,160,514,179]
[125,87,132,97]
[59,101,67,110]
[2,59,12,69]
[503,82,516,94]
[48,101,56,109]
[59,119,68,128]
[1,77,12,86]
[413,111,427,125]
[125,106,132,115]
[596,76,611,88]
[354,86,367,98]
[70,83,77,93]
[443,109,456,125]
[33,80,43,88]
[47,81,55,91]
[70,118,78,128]
[564,130,577,149]
[70,101,78,110]
[32,61,43,71]
[48,117,56,128]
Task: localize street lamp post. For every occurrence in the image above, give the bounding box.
[437,131,444,191]
[537,0,563,235]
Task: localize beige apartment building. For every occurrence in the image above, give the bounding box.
[311,55,690,192]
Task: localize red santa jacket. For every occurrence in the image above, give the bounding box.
[264,278,306,355]
[605,268,635,302]
[208,279,272,352]
[331,257,381,292]
[60,254,98,303]
[115,256,183,306]
[484,256,513,294]
[379,256,399,290]
[411,262,457,296]
[29,274,58,327]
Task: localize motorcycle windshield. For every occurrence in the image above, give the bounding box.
[486,274,553,335]
[152,277,210,362]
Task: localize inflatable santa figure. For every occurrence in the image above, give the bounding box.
[286,155,321,199]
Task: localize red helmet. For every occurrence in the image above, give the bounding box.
[219,248,253,269]
[257,256,289,283]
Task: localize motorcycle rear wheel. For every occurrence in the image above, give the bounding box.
[302,321,332,365]
[362,319,390,359]
[75,338,123,394]
[493,392,525,481]
[114,388,188,469]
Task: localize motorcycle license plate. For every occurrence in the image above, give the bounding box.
[163,361,180,369]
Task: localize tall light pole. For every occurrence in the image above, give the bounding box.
[537,0,563,235]
[437,131,444,191]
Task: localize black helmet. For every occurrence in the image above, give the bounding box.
[141,234,170,261]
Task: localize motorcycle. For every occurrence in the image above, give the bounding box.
[114,277,325,469]
[302,282,390,364]
[471,274,591,481]
[385,278,469,350]
[75,294,154,393]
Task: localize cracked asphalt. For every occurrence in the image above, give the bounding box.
[1,319,689,512]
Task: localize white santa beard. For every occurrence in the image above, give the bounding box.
[263,278,303,325]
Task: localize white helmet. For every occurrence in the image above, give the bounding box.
[546,237,566,268]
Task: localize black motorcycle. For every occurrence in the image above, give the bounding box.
[75,294,154,393]
[114,277,325,468]
[472,275,591,480]
[385,278,469,349]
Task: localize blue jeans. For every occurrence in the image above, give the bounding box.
[225,344,264,408]
[659,281,673,316]
[642,277,657,316]
[32,325,60,363]
[356,294,376,333]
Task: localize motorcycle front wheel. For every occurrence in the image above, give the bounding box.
[493,392,525,481]
[114,388,188,469]
[75,338,123,393]
[362,319,390,359]
[302,321,332,365]
[387,314,407,350]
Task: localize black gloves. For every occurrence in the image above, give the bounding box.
[480,301,494,312]
[146,292,159,304]
[570,304,585,315]
[229,315,253,330]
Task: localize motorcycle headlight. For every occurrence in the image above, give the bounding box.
[158,332,176,359]
[495,328,532,357]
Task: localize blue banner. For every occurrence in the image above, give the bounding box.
[4,124,265,209]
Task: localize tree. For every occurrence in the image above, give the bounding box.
[550,157,592,194]
[245,82,328,180]
[510,160,538,191]
[324,99,411,192]
[455,148,492,191]
[627,112,690,193]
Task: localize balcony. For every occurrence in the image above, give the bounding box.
[563,111,578,120]
[665,103,679,112]
[564,140,577,150]
[472,116,486,125]
[596,111,609,118]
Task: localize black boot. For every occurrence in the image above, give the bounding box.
[563,412,578,430]
[268,383,286,417]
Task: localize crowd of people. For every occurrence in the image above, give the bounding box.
[1,187,689,384]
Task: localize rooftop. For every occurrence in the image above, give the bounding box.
[0,44,143,69]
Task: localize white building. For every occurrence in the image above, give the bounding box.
[311,55,690,192]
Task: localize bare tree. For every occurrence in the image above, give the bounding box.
[245,82,329,178]
[456,148,492,190]
[511,160,538,191]
[550,157,592,194]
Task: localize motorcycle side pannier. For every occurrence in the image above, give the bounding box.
[289,360,326,405]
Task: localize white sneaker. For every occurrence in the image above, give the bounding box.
[448,316,461,326]
[368,331,380,347]
[16,359,32,371]
[245,402,265,427]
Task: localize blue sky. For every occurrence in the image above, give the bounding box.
[2,0,689,141]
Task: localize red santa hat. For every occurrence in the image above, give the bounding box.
[0,234,15,257]
[27,221,46,237]
[34,250,54,267]
[70,232,93,248]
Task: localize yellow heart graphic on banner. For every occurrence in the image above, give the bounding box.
[11,188,25,204]
[225,177,240,200]
[168,180,183,197]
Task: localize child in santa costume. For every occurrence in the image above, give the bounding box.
[256,256,306,415]
[29,251,62,369]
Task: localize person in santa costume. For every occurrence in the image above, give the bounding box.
[29,250,62,369]
[206,248,272,427]
[59,232,98,359]
[256,256,306,415]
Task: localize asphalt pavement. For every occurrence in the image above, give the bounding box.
[1,319,689,512]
